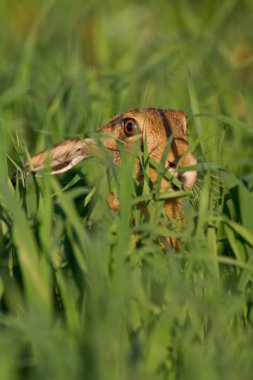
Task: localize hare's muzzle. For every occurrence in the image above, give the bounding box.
[178,155,197,190]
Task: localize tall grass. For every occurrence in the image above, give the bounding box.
[1,0,253,379]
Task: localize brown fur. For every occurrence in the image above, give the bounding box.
[13,108,197,250]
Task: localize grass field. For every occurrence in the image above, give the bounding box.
[1,0,253,379]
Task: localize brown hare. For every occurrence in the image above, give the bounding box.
[13,107,197,249]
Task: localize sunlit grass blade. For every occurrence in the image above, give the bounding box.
[0,181,52,316]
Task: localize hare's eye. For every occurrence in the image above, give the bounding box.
[123,118,139,136]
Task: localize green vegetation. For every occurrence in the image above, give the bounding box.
[1,0,253,379]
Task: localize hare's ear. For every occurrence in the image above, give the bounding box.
[181,114,188,135]
[24,138,97,175]
[171,110,188,135]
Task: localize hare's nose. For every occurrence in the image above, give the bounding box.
[167,161,177,169]
[180,171,197,190]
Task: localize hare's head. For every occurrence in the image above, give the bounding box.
[89,108,196,191]
[16,108,197,191]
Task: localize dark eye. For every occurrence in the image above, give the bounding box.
[123,118,139,136]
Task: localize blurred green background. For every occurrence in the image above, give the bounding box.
[0,1,253,379]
